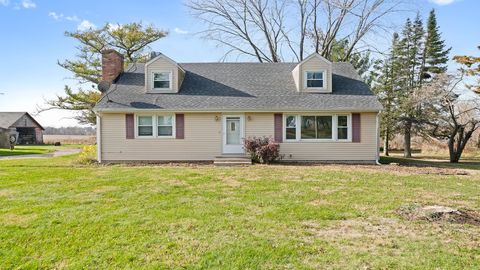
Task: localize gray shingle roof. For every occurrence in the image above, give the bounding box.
[0,112,44,130]
[0,112,26,129]
[94,62,382,112]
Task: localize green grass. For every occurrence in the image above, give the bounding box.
[0,155,479,269]
[0,145,54,156]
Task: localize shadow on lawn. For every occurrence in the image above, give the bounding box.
[0,148,50,156]
[380,156,480,171]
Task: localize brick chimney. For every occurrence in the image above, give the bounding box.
[101,49,124,84]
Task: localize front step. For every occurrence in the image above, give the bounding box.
[214,155,252,166]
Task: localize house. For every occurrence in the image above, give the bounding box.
[0,112,44,147]
[94,50,382,163]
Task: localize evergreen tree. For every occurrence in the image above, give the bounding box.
[424,9,451,76]
[372,33,401,156]
[372,11,451,158]
[395,15,425,158]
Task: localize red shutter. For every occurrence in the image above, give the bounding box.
[176,114,184,139]
[274,113,283,143]
[126,114,134,139]
[352,113,361,143]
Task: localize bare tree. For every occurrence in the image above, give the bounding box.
[188,0,407,62]
[419,74,480,163]
[187,0,286,62]
[312,0,403,60]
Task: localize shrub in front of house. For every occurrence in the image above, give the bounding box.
[77,145,97,164]
[243,136,280,164]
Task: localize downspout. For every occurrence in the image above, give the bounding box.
[96,114,102,163]
[375,111,381,165]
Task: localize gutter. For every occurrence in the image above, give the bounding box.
[375,111,381,165]
[96,114,102,163]
[93,108,383,113]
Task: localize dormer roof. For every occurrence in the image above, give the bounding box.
[296,53,332,66]
[145,52,185,73]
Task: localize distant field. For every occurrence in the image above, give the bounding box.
[43,135,96,145]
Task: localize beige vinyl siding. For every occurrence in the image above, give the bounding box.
[245,113,274,138]
[299,56,332,92]
[243,112,377,161]
[101,113,221,161]
[280,113,377,161]
[100,112,377,162]
[145,58,181,92]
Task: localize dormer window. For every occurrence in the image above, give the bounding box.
[152,72,172,90]
[305,71,325,89]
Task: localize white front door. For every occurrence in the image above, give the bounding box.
[222,115,244,154]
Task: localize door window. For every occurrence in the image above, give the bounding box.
[226,117,240,145]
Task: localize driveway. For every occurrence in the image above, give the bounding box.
[0,147,81,160]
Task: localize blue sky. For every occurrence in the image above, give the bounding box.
[0,0,478,127]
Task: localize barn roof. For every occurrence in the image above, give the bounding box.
[0,112,44,130]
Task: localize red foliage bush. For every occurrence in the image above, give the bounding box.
[243,136,281,164]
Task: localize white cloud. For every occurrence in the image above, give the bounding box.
[65,15,79,22]
[174,27,188,34]
[77,20,96,31]
[48,12,80,22]
[429,0,457,5]
[48,11,62,20]
[21,0,35,9]
[0,0,9,6]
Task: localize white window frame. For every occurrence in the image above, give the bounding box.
[284,115,298,141]
[135,113,176,139]
[300,115,333,141]
[304,71,326,90]
[157,115,176,138]
[336,114,351,141]
[283,113,351,142]
[136,115,154,138]
[152,71,173,91]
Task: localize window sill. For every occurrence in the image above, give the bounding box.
[147,89,177,94]
[134,136,176,139]
[283,139,352,143]
[302,88,331,93]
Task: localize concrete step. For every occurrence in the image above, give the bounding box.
[214,155,252,166]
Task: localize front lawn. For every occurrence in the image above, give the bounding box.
[0,155,479,269]
[0,145,54,156]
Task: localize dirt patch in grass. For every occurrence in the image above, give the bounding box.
[397,204,480,226]
[0,189,16,198]
[0,213,37,227]
[355,164,471,176]
[277,163,472,176]
[222,177,243,187]
[308,199,332,206]
[92,186,119,193]
[302,218,416,239]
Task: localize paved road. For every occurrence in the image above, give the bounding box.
[0,147,81,160]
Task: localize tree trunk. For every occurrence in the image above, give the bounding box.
[383,128,389,156]
[403,121,412,158]
[449,127,475,163]
[448,139,459,163]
